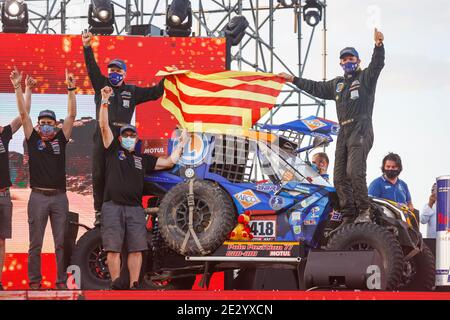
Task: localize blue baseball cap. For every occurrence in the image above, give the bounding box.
[108,59,127,72]
[120,124,137,135]
[38,110,56,121]
[339,47,359,59]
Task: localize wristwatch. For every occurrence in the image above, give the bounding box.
[101,99,109,105]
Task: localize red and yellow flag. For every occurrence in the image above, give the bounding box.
[157,67,285,134]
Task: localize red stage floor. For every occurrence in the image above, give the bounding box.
[0,290,449,300]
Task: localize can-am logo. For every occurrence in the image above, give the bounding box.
[234,189,261,209]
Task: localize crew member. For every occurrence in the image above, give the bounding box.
[13,67,77,290]
[82,31,165,224]
[279,28,385,224]
[99,86,187,289]
[1,71,36,290]
[312,152,330,181]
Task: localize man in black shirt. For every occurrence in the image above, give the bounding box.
[1,71,35,290]
[279,29,385,224]
[81,31,165,222]
[12,67,77,289]
[99,86,187,289]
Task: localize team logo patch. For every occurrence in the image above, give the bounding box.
[269,196,285,210]
[336,82,344,93]
[301,119,327,131]
[37,140,46,151]
[234,189,261,209]
[118,150,126,160]
[330,211,342,222]
[133,155,142,170]
[0,138,5,153]
[122,99,130,108]
[50,140,60,155]
[256,183,281,193]
[310,206,321,218]
[303,219,317,226]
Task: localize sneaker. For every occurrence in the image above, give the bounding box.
[29,282,42,290]
[109,278,123,290]
[354,209,372,224]
[130,281,141,290]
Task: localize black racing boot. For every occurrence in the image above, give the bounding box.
[109,278,123,290]
[130,281,141,290]
[354,209,372,224]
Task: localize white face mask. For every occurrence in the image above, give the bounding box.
[121,137,136,151]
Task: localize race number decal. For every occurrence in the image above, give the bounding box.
[249,220,276,241]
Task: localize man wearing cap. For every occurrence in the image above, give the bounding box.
[279,28,385,224]
[1,70,36,290]
[82,31,165,224]
[13,68,77,289]
[99,86,187,289]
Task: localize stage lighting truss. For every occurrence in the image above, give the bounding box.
[303,0,323,27]
[88,0,115,35]
[166,0,192,37]
[1,0,29,33]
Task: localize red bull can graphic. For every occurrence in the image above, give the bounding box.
[436,175,450,287]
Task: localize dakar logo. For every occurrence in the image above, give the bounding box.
[301,118,327,131]
[234,189,261,209]
[177,133,209,167]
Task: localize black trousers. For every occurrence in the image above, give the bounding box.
[333,121,374,217]
[92,132,106,213]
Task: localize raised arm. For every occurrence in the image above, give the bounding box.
[82,30,106,91]
[278,72,336,100]
[10,67,33,139]
[135,78,166,105]
[62,69,77,140]
[10,75,36,134]
[99,86,114,149]
[154,129,189,170]
[362,28,385,88]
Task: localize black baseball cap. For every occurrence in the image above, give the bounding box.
[120,124,137,135]
[108,59,127,72]
[38,110,56,122]
[339,47,359,59]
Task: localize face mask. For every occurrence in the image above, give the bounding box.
[108,72,124,86]
[38,124,57,141]
[384,169,400,179]
[311,163,319,173]
[121,137,136,151]
[341,61,359,74]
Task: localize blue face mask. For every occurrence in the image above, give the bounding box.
[341,62,359,74]
[311,163,319,173]
[121,137,136,151]
[108,72,124,86]
[39,124,57,140]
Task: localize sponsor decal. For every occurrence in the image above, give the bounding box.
[50,140,60,155]
[249,220,276,241]
[331,124,340,135]
[122,99,130,108]
[256,183,281,193]
[301,118,327,131]
[141,139,168,156]
[290,211,301,222]
[303,219,317,226]
[331,211,343,222]
[293,225,302,235]
[184,167,195,179]
[176,133,209,167]
[300,194,320,208]
[336,82,344,93]
[269,196,285,210]
[350,89,359,100]
[294,185,311,194]
[218,243,299,258]
[37,140,46,151]
[234,189,261,209]
[133,155,142,170]
[282,170,295,182]
[436,269,450,275]
[310,206,321,218]
[118,150,126,160]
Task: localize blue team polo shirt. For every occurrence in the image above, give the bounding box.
[368,176,412,205]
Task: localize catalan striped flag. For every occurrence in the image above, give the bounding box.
[157,67,285,134]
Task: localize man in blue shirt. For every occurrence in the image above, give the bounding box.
[368,152,414,211]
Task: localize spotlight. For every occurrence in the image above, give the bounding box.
[166,0,192,37]
[1,0,29,33]
[303,0,322,27]
[277,0,299,8]
[222,15,249,46]
[88,0,115,35]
